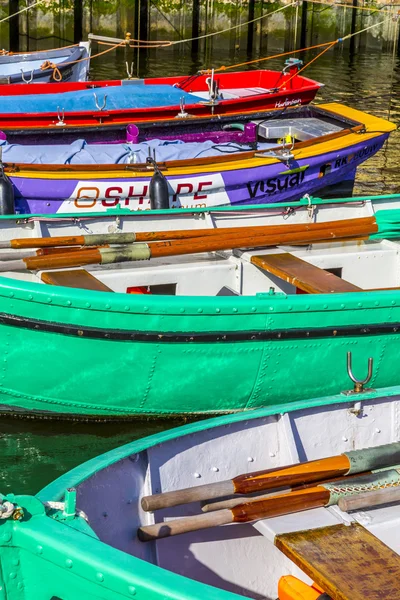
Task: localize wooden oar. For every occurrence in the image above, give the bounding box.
[201,470,380,512]
[0,216,377,250]
[141,442,400,512]
[338,485,400,512]
[0,245,105,262]
[0,219,377,272]
[137,469,400,541]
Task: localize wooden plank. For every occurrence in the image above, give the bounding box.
[41,269,113,292]
[275,523,400,600]
[251,253,362,294]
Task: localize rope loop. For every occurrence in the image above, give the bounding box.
[0,501,16,519]
[40,60,63,82]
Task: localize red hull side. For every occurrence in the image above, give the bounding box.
[0,69,322,97]
[0,71,321,129]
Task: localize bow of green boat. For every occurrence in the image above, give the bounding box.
[3,200,400,417]
[3,388,400,599]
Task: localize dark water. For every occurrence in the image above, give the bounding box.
[0,4,400,496]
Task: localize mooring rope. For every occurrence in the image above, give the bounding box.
[169,2,294,45]
[2,0,395,84]
[0,0,44,24]
[92,3,294,49]
[211,16,389,74]
[306,0,398,15]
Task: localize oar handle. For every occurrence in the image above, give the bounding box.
[141,480,234,512]
[338,485,400,512]
[138,509,233,542]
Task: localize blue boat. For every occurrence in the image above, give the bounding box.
[0,42,90,84]
[0,81,204,112]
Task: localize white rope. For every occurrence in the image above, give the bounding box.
[0,501,15,519]
[44,501,89,521]
[0,0,44,25]
[341,17,389,40]
[170,2,295,45]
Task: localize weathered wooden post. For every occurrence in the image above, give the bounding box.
[349,0,357,54]
[192,0,200,54]
[247,0,255,54]
[74,0,83,43]
[300,0,308,48]
[140,0,149,41]
[9,0,20,51]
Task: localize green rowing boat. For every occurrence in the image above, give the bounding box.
[2,386,400,599]
[0,195,400,418]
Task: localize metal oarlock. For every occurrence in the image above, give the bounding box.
[56,106,66,127]
[342,351,374,396]
[126,61,134,79]
[20,69,33,84]
[176,97,189,118]
[94,93,108,111]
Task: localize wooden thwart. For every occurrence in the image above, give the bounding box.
[41,269,113,292]
[251,253,362,294]
[275,523,400,600]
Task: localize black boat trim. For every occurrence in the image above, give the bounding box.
[0,312,399,343]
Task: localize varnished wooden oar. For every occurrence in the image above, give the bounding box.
[201,471,377,512]
[0,245,106,262]
[0,216,377,250]
[137,468,400,541]
[338,485,400,512]
[0,219,377,272]
[141,442,400,512]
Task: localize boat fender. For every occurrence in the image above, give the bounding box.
[278,576,332,600]
[148,158,170,210]
[0,159,14,215]
[126,124,140,144]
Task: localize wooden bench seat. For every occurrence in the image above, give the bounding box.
[251,253,362,294]
[275,523,400,600]
[41,269,113,292]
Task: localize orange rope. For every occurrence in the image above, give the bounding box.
[39,41,126,75]
[278,40,338,88]
[96,39,171,47]
[40,60,63,82]
[212,40,337,72]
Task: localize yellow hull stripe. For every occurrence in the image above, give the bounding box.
[8,103,396,181]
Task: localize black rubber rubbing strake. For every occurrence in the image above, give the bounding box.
[0,312,399,343]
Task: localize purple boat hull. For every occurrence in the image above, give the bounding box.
[9,135,388,215]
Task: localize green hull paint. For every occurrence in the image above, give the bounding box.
[0,275,400,417]
[0,494,238,600]
[1,389,400,599]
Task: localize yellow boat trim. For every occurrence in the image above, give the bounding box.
[8,103,396,181]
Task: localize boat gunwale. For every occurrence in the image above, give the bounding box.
[2,126,366,174]
[4,104,395,175]
[2,273,400,315]
[37,384,400,502]
[0,77,322,119]
[0,68,323,96]
[0,191,397,220]
[0,45,82,65]
[0,46,88,85]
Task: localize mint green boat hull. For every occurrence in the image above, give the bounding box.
[1,275,400,418]
[2,387,400,599]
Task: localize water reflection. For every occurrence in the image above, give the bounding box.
[0,1,399,493]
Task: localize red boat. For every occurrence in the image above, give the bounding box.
[0,63,323,131]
